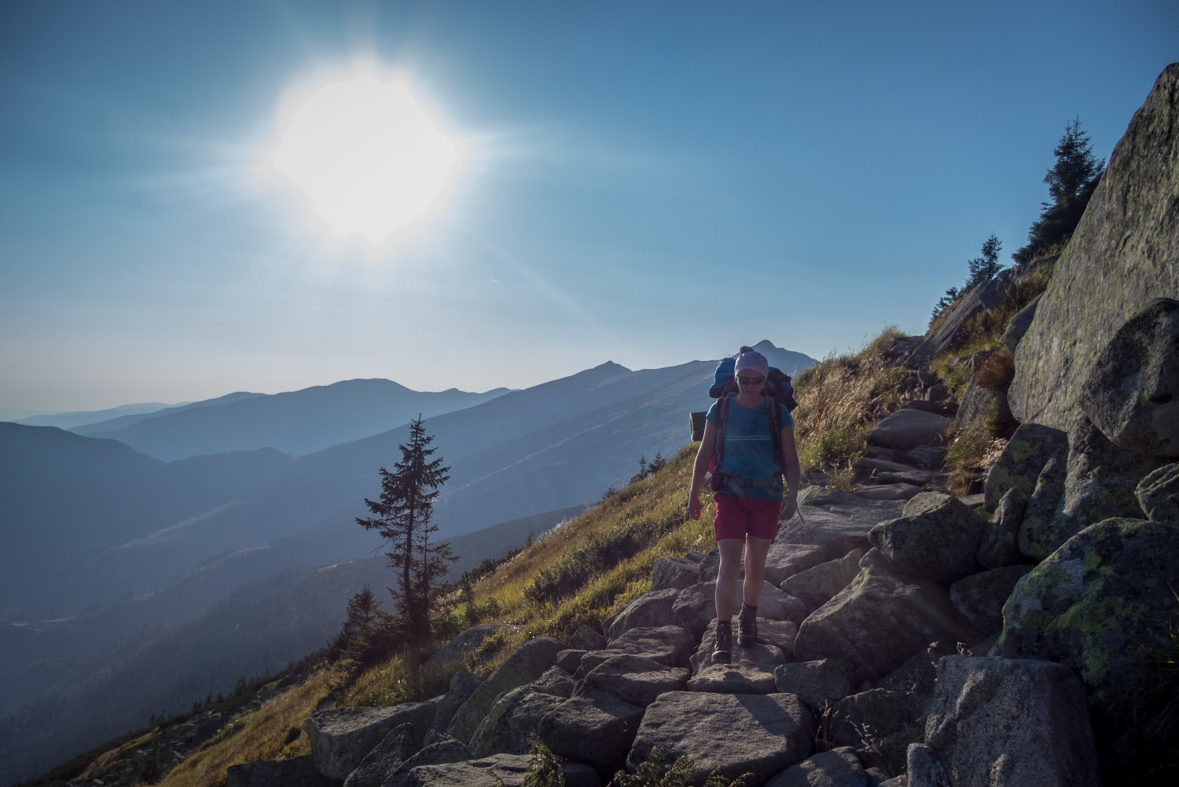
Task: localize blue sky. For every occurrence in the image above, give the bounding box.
[1,0,1176,415]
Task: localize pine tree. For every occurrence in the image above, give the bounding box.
[1014,118,1104,263]
[965,234,1003,290]
[648,452,667,474]
[356,416,456,647]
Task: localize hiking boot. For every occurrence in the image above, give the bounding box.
[712,621,732,664]
[738,603,758,648]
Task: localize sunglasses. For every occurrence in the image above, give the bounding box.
[737,375,766,386]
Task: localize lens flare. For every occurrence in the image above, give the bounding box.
[274,74,456,242]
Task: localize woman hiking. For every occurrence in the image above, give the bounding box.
[688,346,801,663]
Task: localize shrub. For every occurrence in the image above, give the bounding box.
[791,327,909,474]
[611,746,750,787]
[976,348,1015,392]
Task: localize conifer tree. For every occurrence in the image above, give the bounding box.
[1013,118,1104,263]
[356,416,456,647]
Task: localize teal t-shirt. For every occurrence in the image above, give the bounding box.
[706,397,794,500]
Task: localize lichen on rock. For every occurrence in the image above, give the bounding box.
[998,517,1179,709]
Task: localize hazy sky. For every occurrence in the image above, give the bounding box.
[2,1,1176,415]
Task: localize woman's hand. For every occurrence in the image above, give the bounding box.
[780,496,797,522]
[689,493,702,520]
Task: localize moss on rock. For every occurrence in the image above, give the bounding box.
[997,517,1179,710]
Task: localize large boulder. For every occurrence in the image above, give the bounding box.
[400,753,597,787]
[569,625,606,652]
[1018,415,1166,560]
[576,654,688,707]
[381,740,474,787]
[777,500,906,558]
[764,542,830,586]
[794,567,984,684]
[538,691,644,771]
[425,625,504,667]
[306,703,437,780]
[1079,298,1179,456]
[1009,65,1179,430]
[606,625,694,668]
[871,651,939,721]
[956,381,1016,438]
[343,723,420,787]
[913,656,1102,787]
[781,549,863,613]
[1000,292,1042,354]
[227,755,336,787]
[672,582,717,640]
[998,518,1179,708]
[606,589,681,641]
[1137,462,1179,523]
[949,565,1034,636]
[688,619,785,694]
[976,487,1028,569]
[773,659,853,712]
[447,637,565,744]
[764,748,867,787]
[626,692,814,786]
[983,423,1069,514]
[468,687,565,758]
[868,493,987,582]
[651,556,701,591]
[427,672,485,739]
[830,689,919,775]
[738,580,808,624]
[866,410,953,451]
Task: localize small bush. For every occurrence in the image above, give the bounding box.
[791,327,909,473]
[524,737,565,787]
[611,746,750,787]
[976,347,1015,392]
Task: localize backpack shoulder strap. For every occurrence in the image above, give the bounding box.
[767,398,783,469]
[714,396,731,469]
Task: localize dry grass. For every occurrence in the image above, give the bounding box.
[791,326,910,473]
[976,347,1015,392]
[157,669,332,787]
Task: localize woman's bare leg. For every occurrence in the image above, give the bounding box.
[742,535,774,606]
[714,538,745,622]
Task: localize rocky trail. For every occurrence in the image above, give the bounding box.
[69,63,1179,787]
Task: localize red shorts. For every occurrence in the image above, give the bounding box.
[714,494,780,541]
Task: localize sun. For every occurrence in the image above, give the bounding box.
[274,74,457,242]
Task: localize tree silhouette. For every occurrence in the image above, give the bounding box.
[356,416,455,647]
[1014,118,1104,263]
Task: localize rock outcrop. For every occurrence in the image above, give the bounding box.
[911,656,1101,787]
[1009,64,1179,429]
[998,518,1179,708]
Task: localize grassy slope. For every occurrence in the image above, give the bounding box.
[42,326,952,787]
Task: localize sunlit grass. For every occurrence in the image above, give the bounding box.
[791,326,909,473]
[156,670,332,787]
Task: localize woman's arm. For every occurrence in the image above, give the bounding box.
[779,424,801,521]
[689,419,718,520]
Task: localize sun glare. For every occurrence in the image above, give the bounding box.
[274,74,457,242]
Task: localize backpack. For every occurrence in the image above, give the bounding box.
[702,353,798,498]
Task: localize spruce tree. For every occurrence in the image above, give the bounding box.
[1014,118,1104,263]
[356,416,455,647]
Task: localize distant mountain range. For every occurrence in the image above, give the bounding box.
[72,380,512,460]
[0,340,815,785]
[1,344,814,621]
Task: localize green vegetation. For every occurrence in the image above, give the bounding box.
[613,747,750,787]
[355,416,457,648]
[1014,118,1105,264]
[46,327,931,785]
[930,235,1004,328]
[791,327,910,473]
